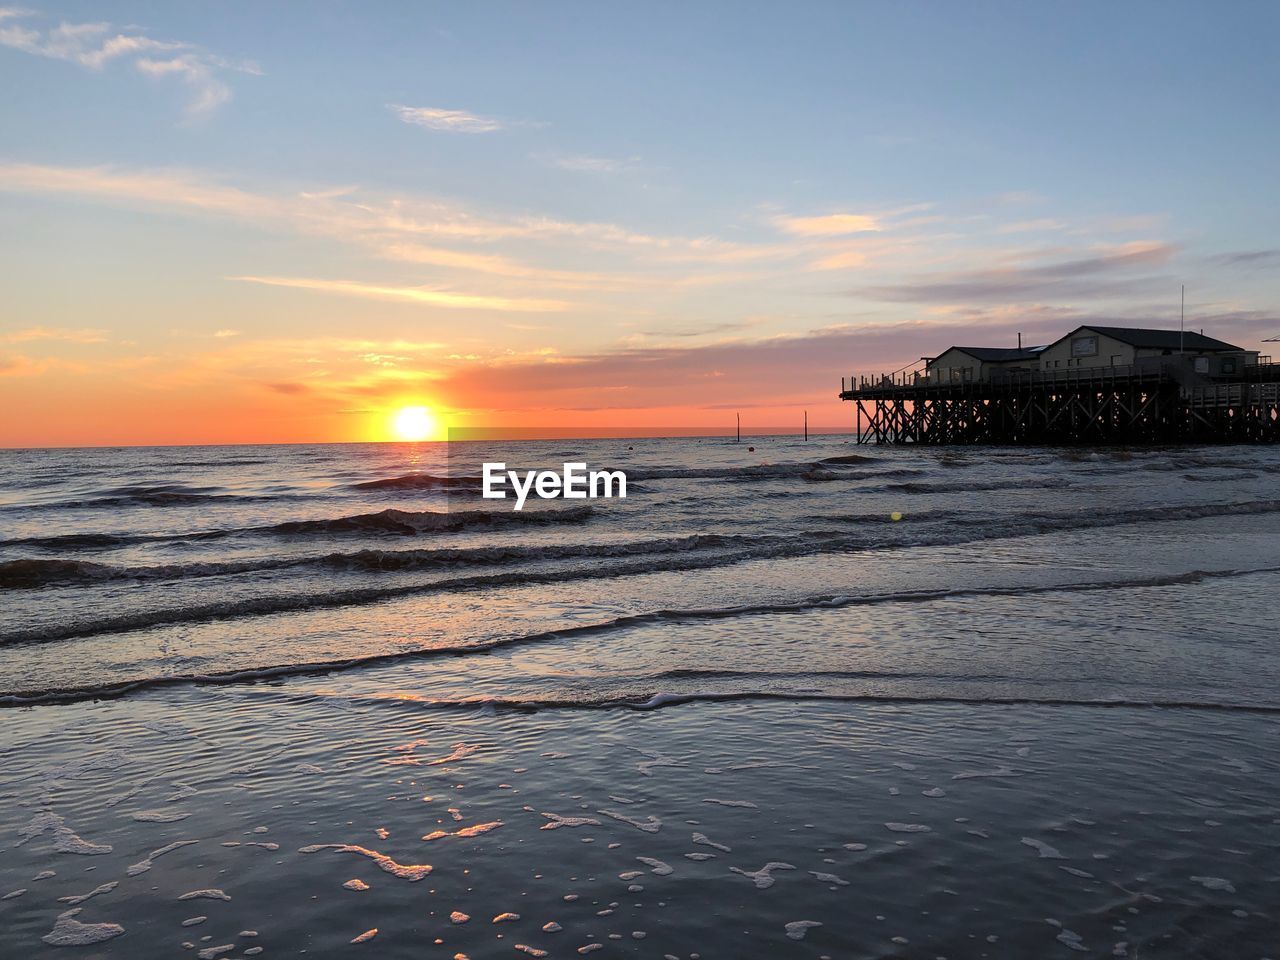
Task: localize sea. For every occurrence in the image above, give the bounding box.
[1,437,1278,957]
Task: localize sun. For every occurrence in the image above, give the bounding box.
[392,406,437,442]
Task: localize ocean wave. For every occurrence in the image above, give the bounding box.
[8,498,1280,640]
[0,558,117,589]
[0,531,159,550]
[13,675,1280,714]
[624,462,843,481]
[6,484,285,511]
[2,504,599,550]
[265,504,596,536]
[350,473,482,491]
[819,454,881,465]
[165,458,273,467]
[3,564,1277,705]
[0,533,776,589]
[885,477,1072,495]
[0,538,823,645]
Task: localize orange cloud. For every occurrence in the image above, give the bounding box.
[232,275,575,313]
[2,326,110,344]
[775,213,883,236]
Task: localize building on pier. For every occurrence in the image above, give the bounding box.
[840,325,1278,445]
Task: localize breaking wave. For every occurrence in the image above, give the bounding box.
[350,473,482,491]
[0,533,776,589]
[265,504,597,536]
[2,504,599,550]
[6,498,1280,642]
[3,564,1275,705]
[14,484,283,510]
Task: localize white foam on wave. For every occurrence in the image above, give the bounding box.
[300,844,432,880]
[691,831,731,851]
[58,881,118,905]
[729,862,795,889]
[17,810,113,855]
[1021,837,1065,859]
[785,920,822,940]
[41,908,125,946]
[539,812,600,830]
[131,808,192,823]
[128,839,199,876]
[597,809,661,833]
[808,870,848,887]
[634,748,685,776]
[1190,875,1236,892]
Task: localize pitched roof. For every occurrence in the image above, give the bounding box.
[1076,325,1242,352]
[932,346,1040,363]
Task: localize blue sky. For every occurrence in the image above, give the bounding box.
[2,1,1279,443]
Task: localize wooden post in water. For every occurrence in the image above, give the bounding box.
[736,412,740,443]
[804,410,808,441]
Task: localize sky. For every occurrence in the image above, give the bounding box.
[2,0,1279,446]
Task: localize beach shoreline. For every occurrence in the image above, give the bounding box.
[3,691,1277,957]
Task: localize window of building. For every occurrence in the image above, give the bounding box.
[1193,356,1209,374]
[1071,336,1099,358]
[1222,360,1237,374]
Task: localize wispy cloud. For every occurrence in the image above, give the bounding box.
[640,319,760,339]
[997,218,1066,234]
[809,249,869,271]
[1,325,109,344]
[390,104,503,133]
[550,154,642,174]
[0,351,49,377]
[862,242,1177,304]
[233,275,573,312]
[774,213,883,237]
[135,54,236,117]
[1207,249,1280,268]
[0,161,796,283]
[0,8,255,117]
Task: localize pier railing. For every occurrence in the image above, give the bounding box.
[840,360,1171,395]
[841,358,1280,396]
